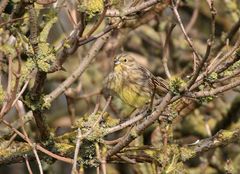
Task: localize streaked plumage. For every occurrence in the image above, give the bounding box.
[103,53,168,108]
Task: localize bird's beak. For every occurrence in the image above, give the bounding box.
[114,59,120,65]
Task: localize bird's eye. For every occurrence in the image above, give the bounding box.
[124,59,127,62]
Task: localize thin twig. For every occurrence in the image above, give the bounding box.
[171,0,202,61]
[101,156,107,174]
[106,108,148,135]
[96,143,100,174]
[0,52,23,118]
[5,133,18,148]
[186,40,211,88]
[0,16,28,27]
[66,95,76,125]
[207,36,240,74]
[185,0,199,33]
[71,128,82,174]
[214,18,240,53]
[78,23,119,46]
[11,79,30,107]
[189,37,240,91]
[24,155,33,174]
[216,69,240,83]
[185,78,240,98]
[162,24,175,79]
[116,155,136,164]
[36,0,56,5]
[32,143,43,174]
[106,0,160,17]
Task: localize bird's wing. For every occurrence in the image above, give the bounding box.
[102,73,118,98]
[152,76,169,96]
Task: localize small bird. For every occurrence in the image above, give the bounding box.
[103,53,168,108]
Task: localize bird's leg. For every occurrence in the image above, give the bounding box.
[148,82,157,114]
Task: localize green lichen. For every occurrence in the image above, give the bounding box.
[40,17,57,42]
[73,112,119,141]
[23,93,49,111]
[54,131,76,144]
[0,44,17,58]
[169,76,186,95]
[42,96,51,109]
[16,31,35,84]
[228,59,240,71]
[16,31,34,55]
[79,140,97,164]
[0,85,4,105]
[17,15,57,73]
[217,129,236,142]
[206,72,218,82]
[36,44,56,72]
[165,153,179,173]
[36,16,57,72]
[198,96,213,104]
[21,59,35,82]
[180,147,196,161]
[54,142,74,154]
[78,0,121,18]
[79,0,104,18]
[0,142,31,158]
[222,70,233,77]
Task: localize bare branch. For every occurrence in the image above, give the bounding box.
[45,32,111,103]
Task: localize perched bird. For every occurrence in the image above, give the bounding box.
[103,53,168,108]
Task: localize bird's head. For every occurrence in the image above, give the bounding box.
[113,53,135,72]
